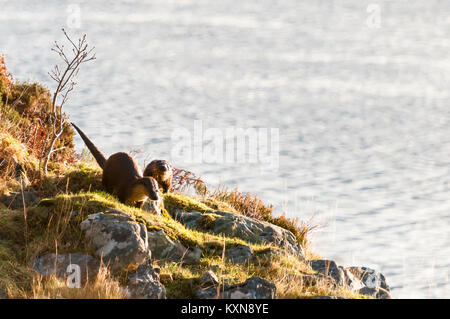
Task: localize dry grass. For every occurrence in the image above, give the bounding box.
[21,265,126,299]
[172,167,207,195]
[205,187,317,250]
[157,248,366,299]
[0,56,76,181]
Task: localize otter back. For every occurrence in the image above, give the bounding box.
[71,123,155,206]
[103,152,143,202]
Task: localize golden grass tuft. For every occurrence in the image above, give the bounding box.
[23,265,126,299]
[206,187,316,250]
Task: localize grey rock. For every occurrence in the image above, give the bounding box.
[225,245,253,263]
[141,198,162,215]
[358,287,391,299]
[311,260,392,299]
[1,191,40,210]
[80,210,151,270]
[310,260,346,286]
[127,260,166,299]
[346,267,390,292]
[342,268,365,290]
[173,209,303,257]
[31,253,101,284]
[148,229,202,264]
[195,277,276,299]
[199,270,219,287]
[256,248,283,259]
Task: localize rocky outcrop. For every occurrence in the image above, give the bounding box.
[80,210,151,270]
[310,259,391,299]
[126,260,166,299]
[141,198,162,216]
[195,276,276,299]
[31,253,101,285]
[147,229,202,264]
[172,209,303,257]
[346,266,390,291]
[225,245,253,263]
[1,191,41,210]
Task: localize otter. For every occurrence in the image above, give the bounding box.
[71,123,160,208]
[143,159,173,193]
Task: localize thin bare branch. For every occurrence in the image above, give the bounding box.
[41,29,96,175]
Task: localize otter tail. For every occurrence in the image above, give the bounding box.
[71,122,107,169]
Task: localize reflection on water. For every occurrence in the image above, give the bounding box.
[1,0,449,298]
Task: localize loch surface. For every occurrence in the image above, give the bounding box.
[1,0,449,298]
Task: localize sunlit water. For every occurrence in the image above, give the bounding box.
[1,0,449,298]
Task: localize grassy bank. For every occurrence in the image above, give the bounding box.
[0,56,365,299]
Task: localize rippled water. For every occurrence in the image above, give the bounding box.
[1,0,449,298]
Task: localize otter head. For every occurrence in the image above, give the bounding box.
[133,176,160,202]
[154,160,173,179]
[156,160,172,171]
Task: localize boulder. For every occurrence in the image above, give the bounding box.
[1,191,40,210]
[80,210,151,270]
[310,260,346,286]
[31,253,101,285]
[172,209,303,257]
[310,260,392,299]
[195,277,276,299]
[225,245,253,263]
[141,198,162,215]
[346,267,390,292]
[148,229,202,264]
[126,260,166,299]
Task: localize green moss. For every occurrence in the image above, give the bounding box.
[163,193,211,215]
[197,212,221,231]
[61,163,102,193]
[198,197,238,214]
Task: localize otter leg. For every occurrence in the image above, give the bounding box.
[135,201,145,209]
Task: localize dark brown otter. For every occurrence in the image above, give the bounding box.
[143,160,173,193]
[71,123,160,208]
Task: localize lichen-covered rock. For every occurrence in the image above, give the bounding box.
[173,209,303,257]
[310,260,346,286]
[80,210,151,270]
[199,270,219,287]
[141,198,162,215]
[195,277,276,299]
[127,260,166,299]
[1,191,40,209]
[148,229,202,264]
[225,245,253,263]
[346,267,390,292]
[310,260,391,299]
[31,253,101,285]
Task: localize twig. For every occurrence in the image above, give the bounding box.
[41,28,96,175]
